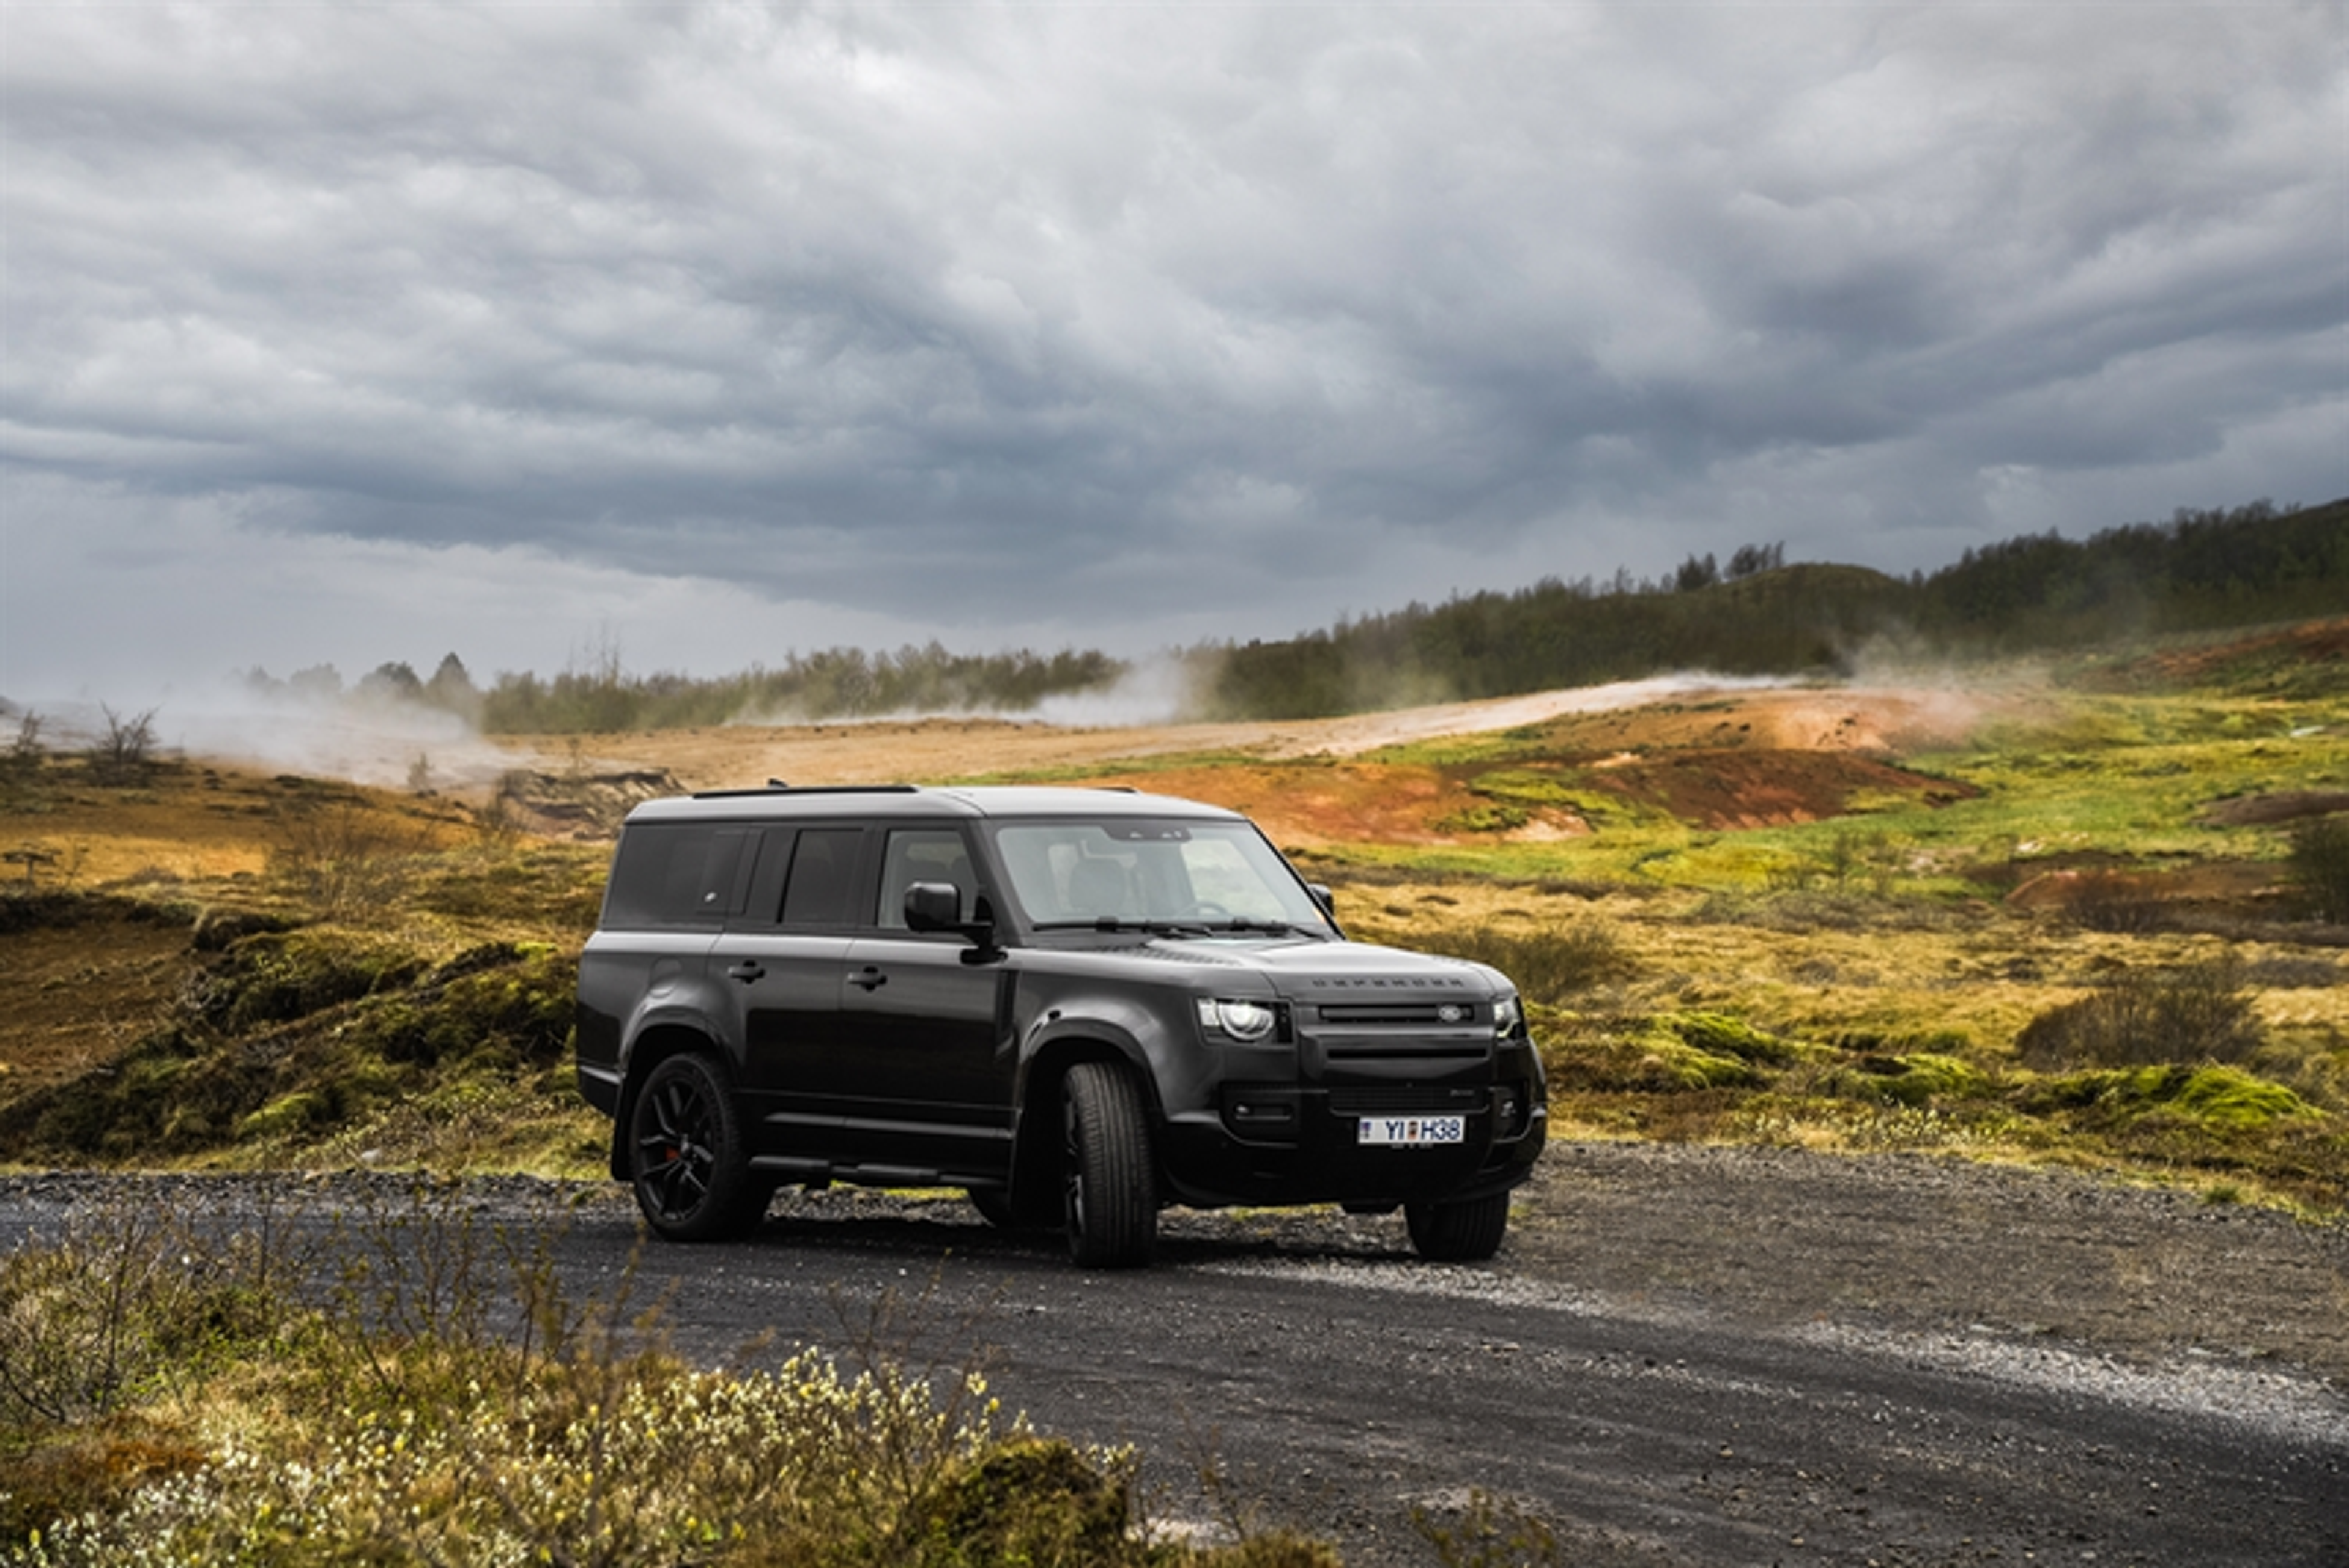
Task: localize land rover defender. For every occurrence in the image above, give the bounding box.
[574,784,1546,1267]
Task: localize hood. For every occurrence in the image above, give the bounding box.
[1138,934,1509,1000]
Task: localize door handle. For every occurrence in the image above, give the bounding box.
[725,962,766,983]
[850,965,888,992]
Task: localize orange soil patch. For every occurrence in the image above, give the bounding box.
[1568,749,1979,831]
[2129,617,2349,685]
[1029,749,1972,844]
[1071,762,1573,849]
[1499,685,2022,759]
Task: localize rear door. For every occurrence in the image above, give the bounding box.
[711,823,867,1165]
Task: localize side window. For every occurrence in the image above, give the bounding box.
[878,828,974,928]
[780,827,864,926]
[602,823,758,929]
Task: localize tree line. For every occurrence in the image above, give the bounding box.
[236,495,2343,732]
[240,643,1124,735]
[1201,496,2348,719]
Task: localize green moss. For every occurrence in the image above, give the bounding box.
[1432,802,1531,834]
[1659,1011,1803,1065]
[1830,1052,1992,1107]
[2021,1064,2315,1132]
[1465,768,1590,807]
[198,929,422,1035]
[237,1091,329,1140]
[1632,1036,1762,1090]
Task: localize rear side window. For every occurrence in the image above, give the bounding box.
[780,827,863,926]
[603,823,760,929]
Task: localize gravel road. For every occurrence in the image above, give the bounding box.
[4,1144,2344,1566]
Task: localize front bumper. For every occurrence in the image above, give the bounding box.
[1157,1077,1546,1209]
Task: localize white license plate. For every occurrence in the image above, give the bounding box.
[1357,1115,1465,1146]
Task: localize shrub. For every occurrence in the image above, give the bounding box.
[2287,815,2349,923]
[2058,870,2168,934]
[1416,922,1637,1005]
[84,706,158,787]
[267,800,428,916]
[2016,962,2265,1069]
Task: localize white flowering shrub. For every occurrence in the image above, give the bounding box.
[1,1191,1341,1567]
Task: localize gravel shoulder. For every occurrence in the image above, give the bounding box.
[1507,1141,2349,1383]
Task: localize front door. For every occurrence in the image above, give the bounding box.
[833,826,1017,1181]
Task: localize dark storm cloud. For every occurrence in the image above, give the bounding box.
[3,2,2341,692]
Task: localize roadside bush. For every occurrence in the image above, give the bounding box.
[1,1186,1328,1567]
[2287,815,2349,923]
[1416,921,1637,1005]
[2015,962,2265,1070]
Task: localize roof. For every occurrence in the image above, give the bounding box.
[622,783,1247,827]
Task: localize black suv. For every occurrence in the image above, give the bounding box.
[575,784,1545,1266]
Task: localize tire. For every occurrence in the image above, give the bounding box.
[1405,1191,1510,1262]
[1063,1061,1157,1269]
[628,1053,766,1242]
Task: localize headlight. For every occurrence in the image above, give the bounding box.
[1195,997,1278,1042]
[1493,995,1523,1035]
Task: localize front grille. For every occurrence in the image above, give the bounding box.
[1322,1040,1490,1061]
[1319,1003,1452,1025]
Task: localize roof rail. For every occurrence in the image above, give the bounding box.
[691,783,924,800]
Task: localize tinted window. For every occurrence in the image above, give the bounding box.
[780,827,863,926]
[603,823,759,929]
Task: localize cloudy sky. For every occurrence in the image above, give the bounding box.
[4,1,2343,704]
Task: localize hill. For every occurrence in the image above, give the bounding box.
[1204,496,2349,719]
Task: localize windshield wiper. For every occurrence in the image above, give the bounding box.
[1031,917,1213,936]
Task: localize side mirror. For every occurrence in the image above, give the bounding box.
[904,881,963,931]
[905,881,1004,963]
[1308,883,1336,918]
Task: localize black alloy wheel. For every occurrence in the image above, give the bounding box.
[628,1053,765,1242]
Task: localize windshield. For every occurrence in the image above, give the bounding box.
[989,819,1333,934]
